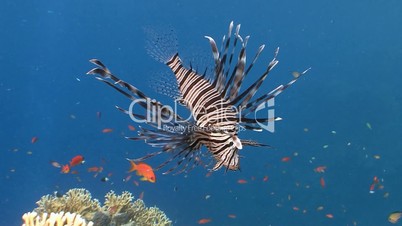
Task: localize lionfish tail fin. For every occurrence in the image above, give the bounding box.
[144,26,179,64]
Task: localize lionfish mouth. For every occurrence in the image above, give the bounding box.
[87,21,309,174]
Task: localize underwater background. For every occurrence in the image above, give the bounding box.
[1,0,402,225]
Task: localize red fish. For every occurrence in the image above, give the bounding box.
[61,164,70,174]
[237,179,247,184]
[281,156,291,162]
[127,159,156,183]
[88,166,103,173]
[369,176,380,193]
[320,177,326,188]
[31,136,38,144]
[70,155,85,167]
[102,128,113,133]
[263,175,269,182]
[128,125,136,131]
[314,166,327,173]
[198,218,212,224]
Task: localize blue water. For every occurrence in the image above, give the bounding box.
[1,0,402,225]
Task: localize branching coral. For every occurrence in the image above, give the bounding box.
[104,191,133,216]
[34,188,101,220]
[102,191,172,225]
[26,188,172,226]
[22,211,94,226]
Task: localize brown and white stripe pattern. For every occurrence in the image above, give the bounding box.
[87,21,308,173]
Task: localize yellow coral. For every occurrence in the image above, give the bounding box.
[104,190,133,216]
[29,189,171,226]
[127,200,172,226]
[34,188,101,220]
[103,191,172,225]
[22,211,94,226]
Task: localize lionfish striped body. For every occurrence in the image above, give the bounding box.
[87,21,308,174]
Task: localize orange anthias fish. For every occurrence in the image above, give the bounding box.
[314,166,327,173]
[70,155,85,167]
[31,136,38,144]
[198,218,212,224]
[61,164,70,174]
[127,159,156,183]
[102,128,113,133]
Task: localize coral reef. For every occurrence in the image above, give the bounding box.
[34,188,101,220]
[104,191,133,216]
[25,188,172,226]
[22,211,93,226]
[99,190,171,226]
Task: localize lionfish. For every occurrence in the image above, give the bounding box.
[87,21,308,174]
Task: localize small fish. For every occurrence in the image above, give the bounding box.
[237,179,247,184]
[61,164,70,174]
[139,191,144,200]
[366,122,372,130]
[102,128,113,133]
[96,111,101,119]
[281,156,291,162]
[101,176,109,182]
[133,180,139,186]
[389,211,402,224]
[228,214,236,219]
[197,218,212,224]
[263,175,269,182]
[70,155,85,167]
[128,125,136,131]
[88,166,103,173]
[50,161,62,168]
[369,176,380,193]
[369,184,375,193]
[127,159,156,183]
[124,174,132,182]
[320,177,326,188]
[31,136,38,144]
[314,166,327,173]
[325,213,334,219]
